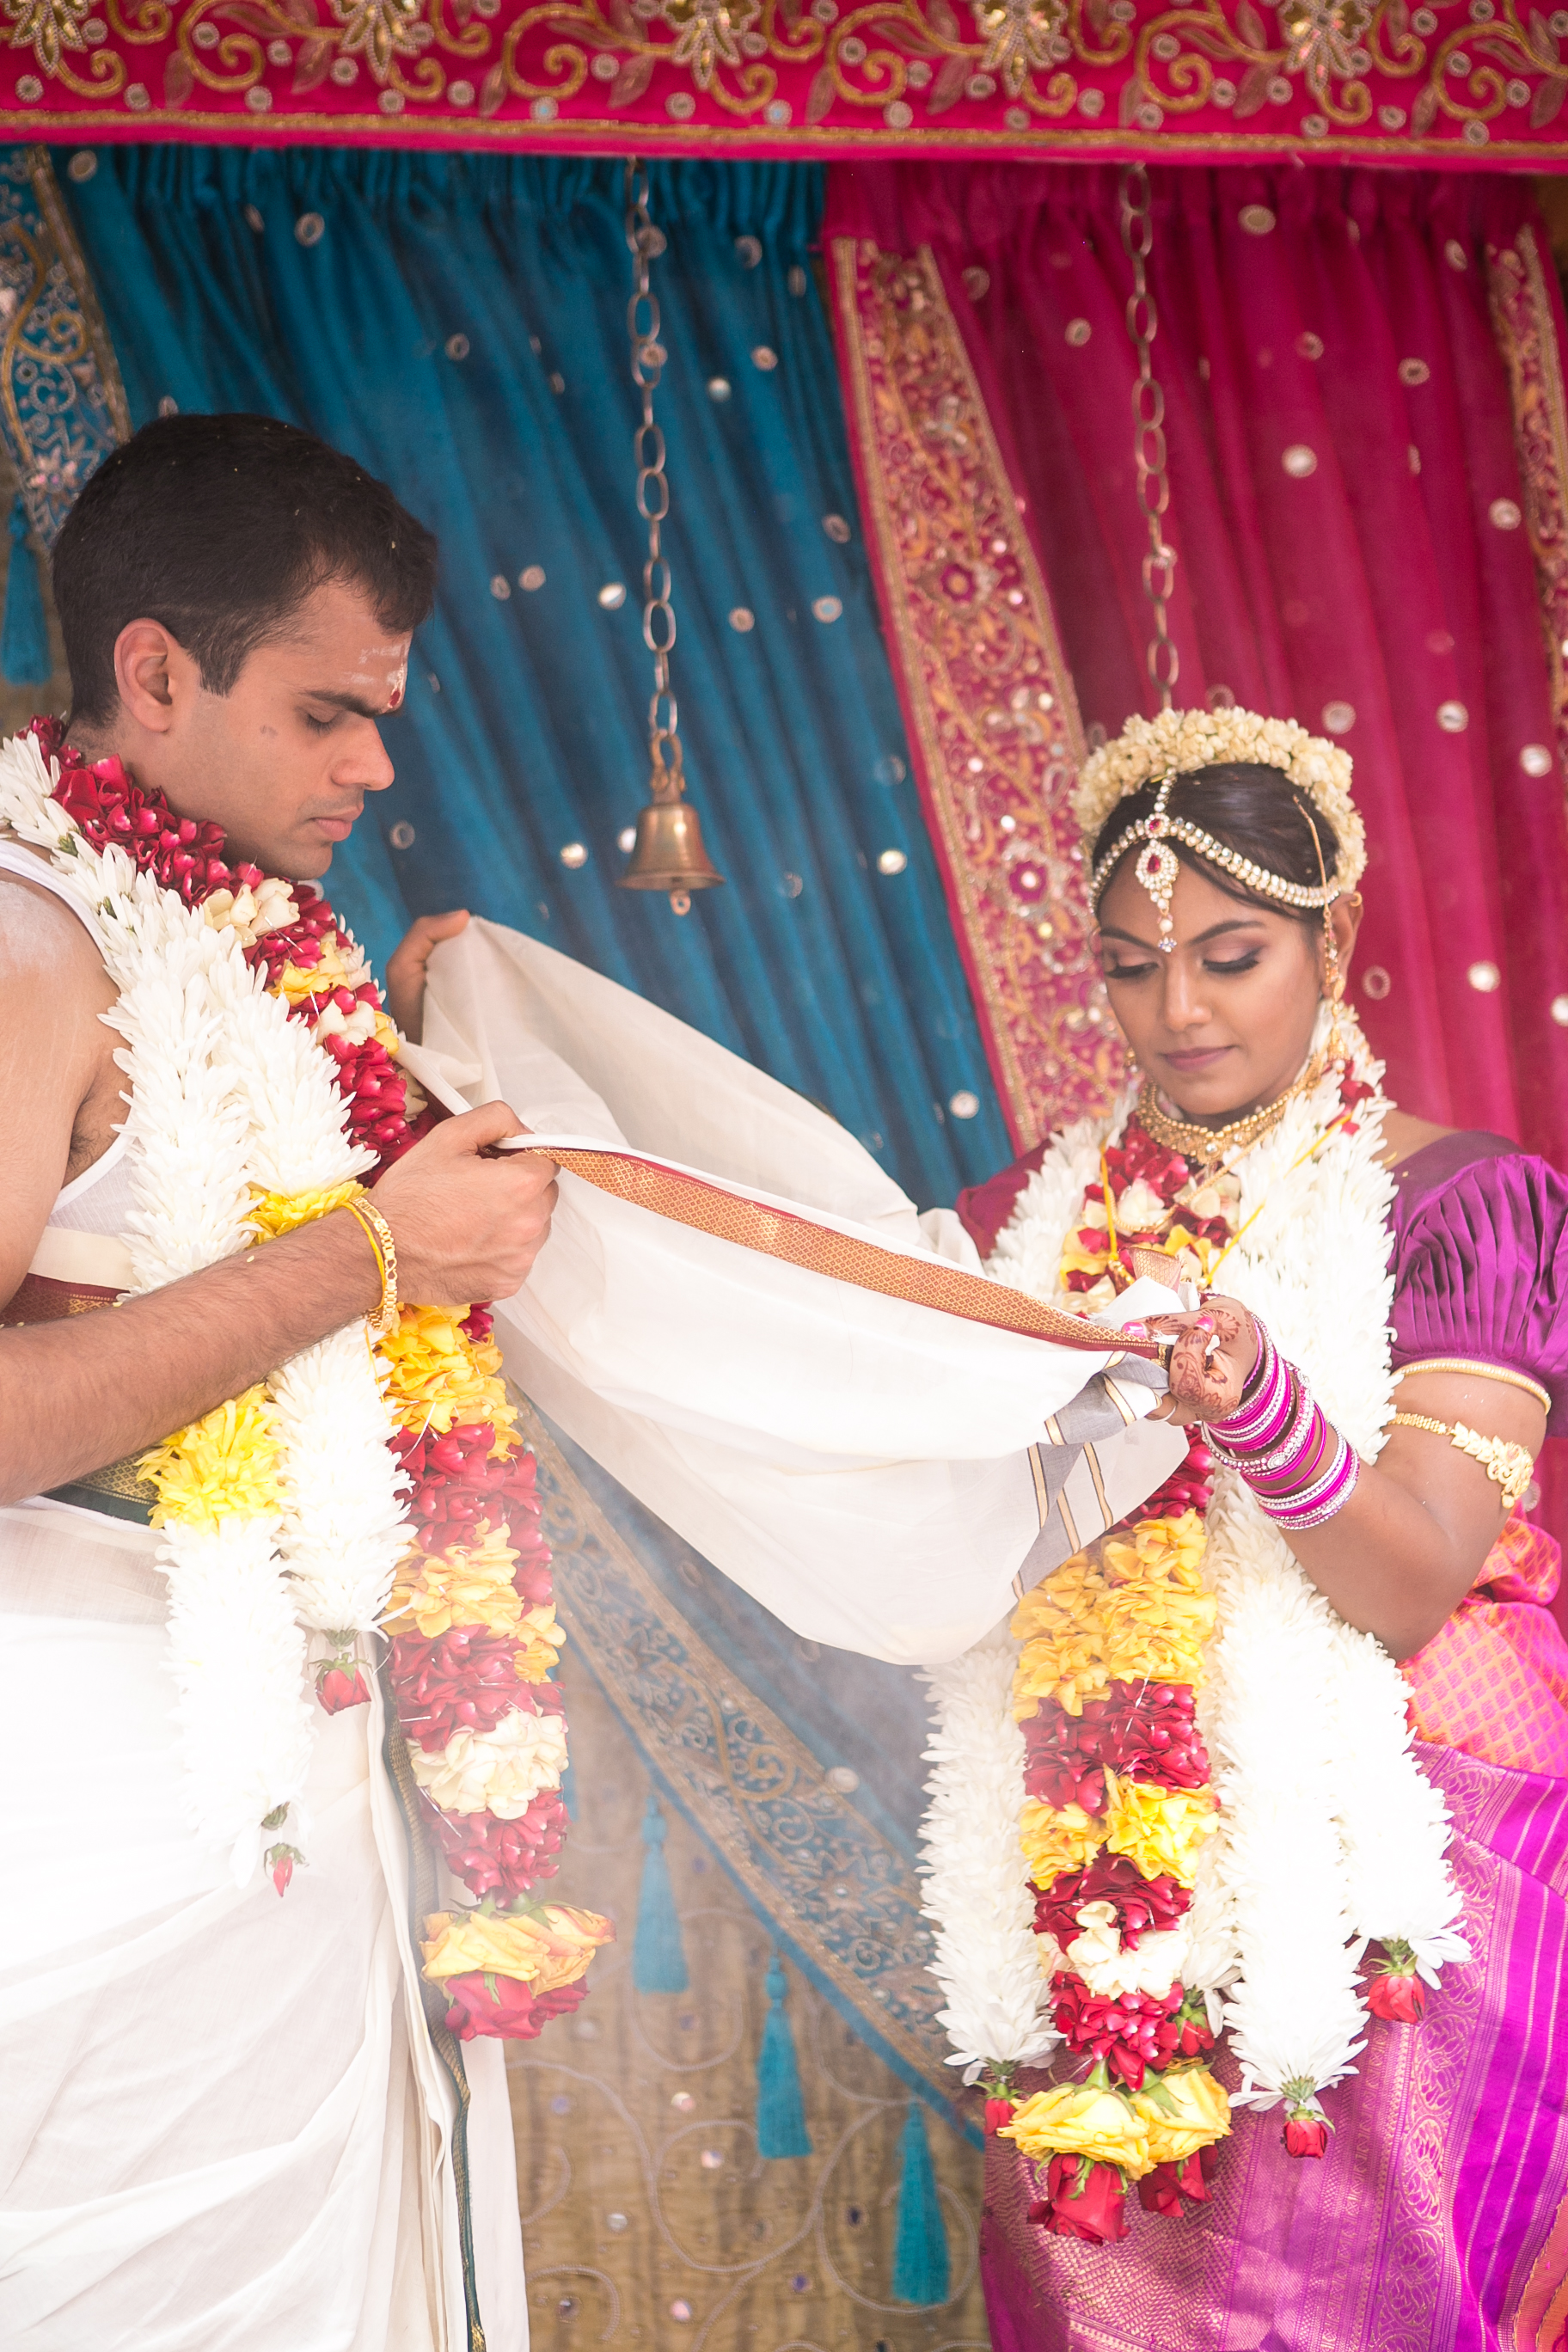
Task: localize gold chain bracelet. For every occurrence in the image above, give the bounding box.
[1387,1412,1535,1514]
[340,1197,400,1339]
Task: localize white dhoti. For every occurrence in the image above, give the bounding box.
[0,1496,525,2352]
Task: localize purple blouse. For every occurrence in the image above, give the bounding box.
[1389,1132,1568,1435]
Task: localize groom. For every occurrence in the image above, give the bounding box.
[0,413,550,2349]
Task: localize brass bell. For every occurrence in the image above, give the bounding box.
[617,796,724,916]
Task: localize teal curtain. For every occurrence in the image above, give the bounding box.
[58,147,1009,1205]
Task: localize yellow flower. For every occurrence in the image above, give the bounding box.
[1011,1556,1114,1717]
[1008,1511,1216,1716]
[1132,2064,1230,2166]
[420,1902,614,1992]
[1020,1798,1106,1887]
[268,927,372,1006]
[141,1385,279,1528]
[377,1302,516,1440]
[513,1601,564,1682]
[999,2079,1153,2176]
[1104,1773,1217,1889]
[246,1179,365,1241]
[384,1522,521,1638]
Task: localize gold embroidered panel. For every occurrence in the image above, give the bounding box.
[829,232,1124,1150]
[8,2,1568,160]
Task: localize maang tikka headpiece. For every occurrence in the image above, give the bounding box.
[1077,707,1367,956]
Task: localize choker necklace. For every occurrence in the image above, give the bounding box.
[1136,1048,1332,1175]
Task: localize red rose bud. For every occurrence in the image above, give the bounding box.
[1033,2154,1130,2245]
[1137,2163,1187,2219]
[442,1969,589,2043]
[1033,1851,1191,1951]
[1366,1967,1426,2024]
[983,2098,1017,2135]
[1283,2102,1330,2159]
[316,1659,371,1714]
[1173,1987,1216,2058]
[266,1841,305,1897]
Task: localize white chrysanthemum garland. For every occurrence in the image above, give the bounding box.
[0,729,405,1877]
[1072,707,1367,892]
[922,1007,1467,2130]
[918,1626,1061,2081]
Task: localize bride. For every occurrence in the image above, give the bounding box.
[932,709,1568,2349]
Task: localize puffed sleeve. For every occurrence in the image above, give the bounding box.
[1390,1152,1568,1434]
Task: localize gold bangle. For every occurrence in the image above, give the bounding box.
[341,1197,399,1339]
[1387,1412,1535,1514]
[1393,1358,1552,1415]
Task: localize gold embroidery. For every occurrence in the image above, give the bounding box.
[830,234,1123,1150]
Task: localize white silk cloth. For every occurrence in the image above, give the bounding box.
[417,918,1184,1664]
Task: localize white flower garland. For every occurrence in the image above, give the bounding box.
[917,1626,1060,2078]
[1072,707,1367,890]
[0,732,411,1877]
[922,1009,1467,2109]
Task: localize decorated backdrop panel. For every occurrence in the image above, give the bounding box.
[9,3,1568,165]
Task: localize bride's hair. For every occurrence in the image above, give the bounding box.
[1091,760,1343,922]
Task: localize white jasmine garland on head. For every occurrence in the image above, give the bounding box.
[1073,706,1367,892]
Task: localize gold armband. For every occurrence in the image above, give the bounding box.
[1393,1358,1552,1415]
[341,1197,400,1339]
[1387,1412,1535,1514]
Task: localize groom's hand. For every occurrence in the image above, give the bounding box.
[386,907,470,1043]
[376,1101,557,1302]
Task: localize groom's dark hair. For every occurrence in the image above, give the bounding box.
[52,412,438,725]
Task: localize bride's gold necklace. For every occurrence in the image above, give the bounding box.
[1135,1047,1332,1177]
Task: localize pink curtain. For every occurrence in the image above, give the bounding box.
[824,163,1568,1169]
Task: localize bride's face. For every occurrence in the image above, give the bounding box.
[1095,855,1362,1124]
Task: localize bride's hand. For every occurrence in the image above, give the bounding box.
[1142,1295,1259,1425]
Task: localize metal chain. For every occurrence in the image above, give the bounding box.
[1118,163,1179,711]
[625,159,683,793]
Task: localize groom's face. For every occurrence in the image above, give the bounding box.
[160,576,411,879]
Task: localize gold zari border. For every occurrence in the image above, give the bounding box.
[523,1142,1148,1357]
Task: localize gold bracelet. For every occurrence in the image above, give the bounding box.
[1387,1412,1535,1514]
[1393,1358,1552,1415]
[341,1197,400,1338]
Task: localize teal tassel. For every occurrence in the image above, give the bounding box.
[2,496,48,685]
[891,2103,949,2306]
[632,1795,689,1994]
[756,1951,812,2158]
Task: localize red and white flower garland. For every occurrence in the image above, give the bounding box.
[1,717,609,2036]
